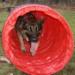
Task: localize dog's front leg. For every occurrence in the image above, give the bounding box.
[17,31,26,52]
[30,42,39,56]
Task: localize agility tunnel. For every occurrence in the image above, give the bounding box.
[2,4,74,75]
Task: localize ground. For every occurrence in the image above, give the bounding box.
[0,8,75,75]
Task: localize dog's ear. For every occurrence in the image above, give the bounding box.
[15,16,26,30]
[37,17,45,26]
[15,16,24,25]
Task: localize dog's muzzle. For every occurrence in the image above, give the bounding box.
[29,35,38,42]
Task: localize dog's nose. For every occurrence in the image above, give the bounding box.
[29,35,38,42]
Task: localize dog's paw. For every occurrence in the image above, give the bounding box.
[21,47,26,52]
[30,49,36,56]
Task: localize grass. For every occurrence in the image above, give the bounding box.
[0,11,8,31]
[0,11,8,56]
[0,8,75,75]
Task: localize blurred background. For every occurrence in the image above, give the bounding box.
[0,0,75,75]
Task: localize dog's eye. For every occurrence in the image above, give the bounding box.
[35,24,38,32]
[29,26,32,31]
[26,25,32,32]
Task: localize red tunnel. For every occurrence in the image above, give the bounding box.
[2,4,74,75]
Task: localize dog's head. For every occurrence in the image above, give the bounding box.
[24,12,45,42]
[15,12,45,42]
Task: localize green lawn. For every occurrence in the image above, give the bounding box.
[0,11,8,56]
[0,8,75,75]
[0,11,8,31]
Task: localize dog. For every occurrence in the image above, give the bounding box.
[15,12,44,56]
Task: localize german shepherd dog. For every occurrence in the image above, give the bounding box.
[15,12,44,56]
